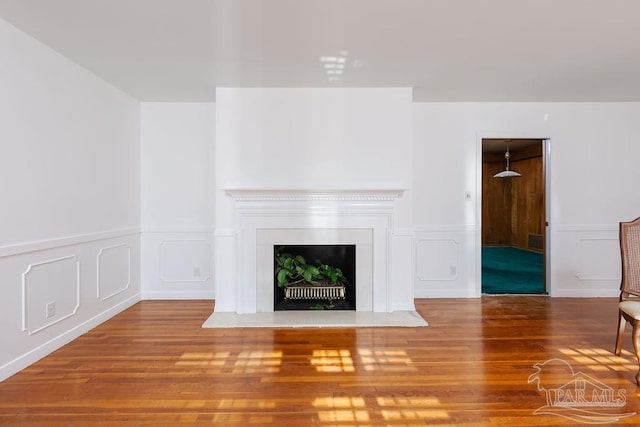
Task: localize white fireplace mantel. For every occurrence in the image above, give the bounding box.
[214,189,411,315]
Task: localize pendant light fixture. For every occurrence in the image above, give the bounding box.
[493,143,522,178]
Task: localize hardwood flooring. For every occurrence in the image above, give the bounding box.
[1,296,640,426]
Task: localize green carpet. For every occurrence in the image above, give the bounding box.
[482,246,545,294]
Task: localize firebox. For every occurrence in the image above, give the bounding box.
[273,244,356,311]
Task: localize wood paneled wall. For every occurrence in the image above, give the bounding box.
[482,161,512,245]
[482,144,545,251]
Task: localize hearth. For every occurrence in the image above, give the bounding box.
[273,244,356,311]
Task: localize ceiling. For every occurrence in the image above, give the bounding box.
[2,0,640,102]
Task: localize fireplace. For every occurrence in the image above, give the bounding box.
[256,228,372,313]
[273,244,356,311]
[213,189,413,315]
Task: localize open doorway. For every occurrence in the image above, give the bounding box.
[481,138,547,294]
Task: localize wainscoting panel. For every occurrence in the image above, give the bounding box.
[97,244,131,301]
[22,255,80,335]
[414,226,477,298]
[416,239,458,281]
[1,229,141,382]
[552,225,620,297]
[574,237,619,282]
[159,239,212,283]
[141,228,214,299]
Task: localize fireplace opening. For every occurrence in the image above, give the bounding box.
[274,244,356,311]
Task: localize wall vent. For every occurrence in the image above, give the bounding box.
[528,233,544,251]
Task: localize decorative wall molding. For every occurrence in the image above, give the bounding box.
[141,226,215,234]
[393,228,414,237]
[413,225,477,233]
[555,224,618,232]
[159,239,212,283]
[573,236,620,282]
[214,228,237,237]
[97,244,131,301]
[575,275,619,281]
[0,227,140,259]
[552,227,620,290]
[21,255,81,335]
[226,189,405,202]
[576,237,618,242]
[415,238,460,281]
[413,226,476,298]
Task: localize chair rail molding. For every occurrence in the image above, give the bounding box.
[0,226,140,259]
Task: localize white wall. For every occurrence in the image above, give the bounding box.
[0,18,141,381]
[140,103,215,299]
[413,102,640,298]
[215,87,412,190]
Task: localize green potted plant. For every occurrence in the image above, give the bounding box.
[275,252,347,288]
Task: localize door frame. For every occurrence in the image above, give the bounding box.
[475,135,551,296]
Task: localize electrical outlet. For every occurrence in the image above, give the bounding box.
[193,266,200,277]
[46,301,55,318]
[450,266,457,276]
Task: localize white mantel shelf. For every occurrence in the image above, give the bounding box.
[225,189,405,202]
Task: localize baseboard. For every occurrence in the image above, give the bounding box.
[0,293,142,382]
[551,289,619,298]
[142,290,215,300]
[414,288,479,298]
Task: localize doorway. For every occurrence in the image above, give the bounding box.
[481,138,547,294]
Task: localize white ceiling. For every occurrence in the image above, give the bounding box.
[2,0,640,102]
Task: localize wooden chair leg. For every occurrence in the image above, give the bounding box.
[616,311,626,356]
[632,321,640,386]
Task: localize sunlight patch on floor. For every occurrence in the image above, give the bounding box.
[559,347,637,373]
[359,349,417,372]
[313,396,369,423]
[176,350,282,374]
[311,349,355,373]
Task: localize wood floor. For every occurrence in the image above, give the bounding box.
[1,297,640,426]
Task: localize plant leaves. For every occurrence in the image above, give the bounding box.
[276,269,288,286]
[303,269,313,282]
